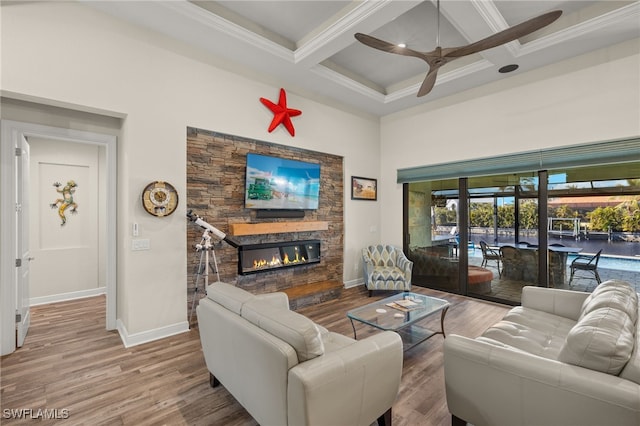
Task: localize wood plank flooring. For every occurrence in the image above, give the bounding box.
[1,286,508,425]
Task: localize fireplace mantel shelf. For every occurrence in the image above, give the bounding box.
[229,221,329,236]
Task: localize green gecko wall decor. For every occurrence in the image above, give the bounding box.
[50,180,78,226]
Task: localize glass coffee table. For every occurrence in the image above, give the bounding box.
[347,292,450,351]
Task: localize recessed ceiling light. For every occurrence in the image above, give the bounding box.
[499,64,519,73]
[397,43,406,48]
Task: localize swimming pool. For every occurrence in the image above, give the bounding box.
[470,249,640,272]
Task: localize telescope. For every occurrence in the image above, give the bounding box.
[187,210,239,248]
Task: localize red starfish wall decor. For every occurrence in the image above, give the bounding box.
[259,88,302,137]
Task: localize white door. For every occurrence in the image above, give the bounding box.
[16,135,31,347]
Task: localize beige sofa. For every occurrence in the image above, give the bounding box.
[444,280,640,426]
[197,282,404,426]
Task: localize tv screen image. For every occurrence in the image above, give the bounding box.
[245,153,320,210]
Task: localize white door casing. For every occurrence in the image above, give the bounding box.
[1,120,116,356]
[16,135,31,347]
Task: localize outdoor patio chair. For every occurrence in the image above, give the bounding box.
[500,246,521,280]
[548,250,564,287]
[519,248,539,284]
[569,249,603,285]
[479,241,501,277]
[450,234,476,257]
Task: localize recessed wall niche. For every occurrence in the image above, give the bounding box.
[186,127,344,301]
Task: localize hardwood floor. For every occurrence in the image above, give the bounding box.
[1,287,508,425]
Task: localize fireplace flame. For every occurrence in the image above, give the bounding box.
[253,256,282,269]
[240,240,320,275]
[282,253,307,265]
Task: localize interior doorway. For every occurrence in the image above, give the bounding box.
[28,138,104,304]
[1,120,117,356]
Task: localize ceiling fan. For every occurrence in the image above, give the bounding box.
[355,1,562,97]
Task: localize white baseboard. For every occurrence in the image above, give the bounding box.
[30,287,106,306]
[116,319,190,348]
[344,278,364,289]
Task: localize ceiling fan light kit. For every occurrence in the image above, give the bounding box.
[355,1,562,97]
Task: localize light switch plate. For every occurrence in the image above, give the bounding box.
[131,239,150,251]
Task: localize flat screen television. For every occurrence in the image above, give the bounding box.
[244,153,320,210]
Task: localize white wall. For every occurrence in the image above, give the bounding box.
[380,38,640,246]
[1,2,380,339]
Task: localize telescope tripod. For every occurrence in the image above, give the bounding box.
[189,229,220,324]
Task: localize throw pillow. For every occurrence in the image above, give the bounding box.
[579,280,638,322]
[559,306,635,375]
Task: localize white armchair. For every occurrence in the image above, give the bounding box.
[198,281,404,426]
[362,245,413,296]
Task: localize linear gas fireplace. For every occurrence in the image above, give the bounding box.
[238,240,320,275]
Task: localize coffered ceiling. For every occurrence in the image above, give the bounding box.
[86,0,640,116]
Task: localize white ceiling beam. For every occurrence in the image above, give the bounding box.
[441,0,519,67]
[295,0,421,67]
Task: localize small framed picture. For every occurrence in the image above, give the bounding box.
[351,176,377,201]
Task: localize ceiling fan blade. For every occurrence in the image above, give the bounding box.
[417,66,441,97]
[445,10,562,58]
[354,33,428,61]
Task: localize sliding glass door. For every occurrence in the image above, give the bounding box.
[406,180,461,294]
[401,139,640,305]
[465,172,541,303]
[547,164,640,292]
[404,162,640,305]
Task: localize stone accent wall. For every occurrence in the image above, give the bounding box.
[186,127,344,300]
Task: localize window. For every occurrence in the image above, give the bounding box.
[403,140,640,304]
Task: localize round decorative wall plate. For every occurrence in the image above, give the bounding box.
[142,181,178,217]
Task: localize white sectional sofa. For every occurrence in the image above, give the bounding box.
[197,281,404,426]
[444,280,640,426]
